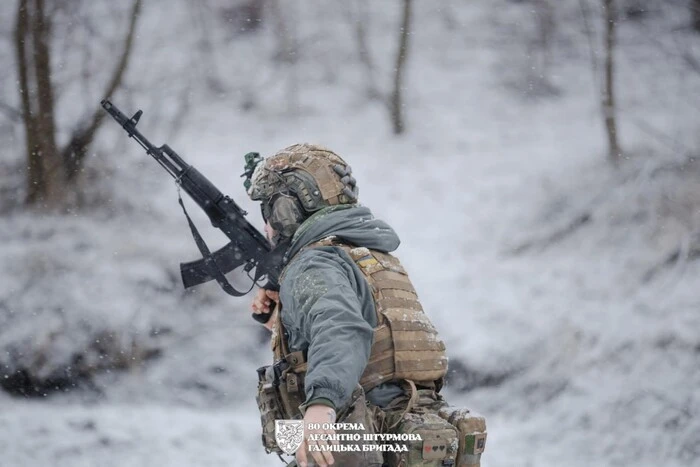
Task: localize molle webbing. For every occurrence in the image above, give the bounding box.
[343,245,448,391]
[277,237,448,392]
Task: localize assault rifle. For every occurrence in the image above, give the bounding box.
[101,99,279,323]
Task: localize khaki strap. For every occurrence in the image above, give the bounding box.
[285,350,308,373]
[383,312,435,332]
[369,325,392,353]
[286,373,300,394]
[395,350,448,373]
[380,289,417,300]
[371,269,411,285]
[272,302,285,361]
[372,277,415,293]
[377,297,423,312]
[279,310,291,358]
[285,350,305,365]
[388,380,419,429]
[393,331,446,351]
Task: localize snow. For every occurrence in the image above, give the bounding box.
[2,0,700,466]
[0,400,270,467]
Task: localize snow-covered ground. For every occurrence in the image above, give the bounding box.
[2,1,700,466]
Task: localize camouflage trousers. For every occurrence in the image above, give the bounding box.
[291,384,486,467]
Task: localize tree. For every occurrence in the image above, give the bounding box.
[390,0,412,135]
[346,0,380,101]
[527,0,558,97]
[602,0,622,164]
[14,0,141,209]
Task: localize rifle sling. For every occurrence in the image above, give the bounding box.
[177,193,253,297]
[180,241,248,289]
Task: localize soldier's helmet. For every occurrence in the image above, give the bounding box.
[246,143,359,243]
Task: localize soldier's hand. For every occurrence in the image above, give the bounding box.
[251,288,279,331]
[296,404,337,467]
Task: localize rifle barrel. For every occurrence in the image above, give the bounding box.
[101,99,183,178]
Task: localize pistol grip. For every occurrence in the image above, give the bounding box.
[251,302,276,324]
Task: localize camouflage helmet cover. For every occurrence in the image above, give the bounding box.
[247,143,359,212]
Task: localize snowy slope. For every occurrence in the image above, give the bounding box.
[2,0,700,466]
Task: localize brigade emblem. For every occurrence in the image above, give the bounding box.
[275,419,305,455]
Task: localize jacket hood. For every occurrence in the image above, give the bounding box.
[287,205,400,259]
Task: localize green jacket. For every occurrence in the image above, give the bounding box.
[279,204,405,411]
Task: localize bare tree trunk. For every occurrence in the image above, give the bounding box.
[349,0,380,100]
[15,0,141,208]
[602,0,622,165]
[692,0,700,33]
[578,0,600,92]
[15,0,64,208]
[32,0,65,204]
[15,0,39,203]
[534,0,555,84]
[390,0,412,135]
[522,0,557,97]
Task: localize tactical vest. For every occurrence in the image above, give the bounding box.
[270,237,448,420]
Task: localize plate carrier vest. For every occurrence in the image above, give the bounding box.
[270,237,449,420]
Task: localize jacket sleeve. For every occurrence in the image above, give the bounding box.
[279,249,374,411]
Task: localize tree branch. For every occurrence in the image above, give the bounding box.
[15,0,44,205]
[578,0,601,96]
[62,0,142,179]
[346,0,380,100]
[390,0,412,135]
[602,0,622,164]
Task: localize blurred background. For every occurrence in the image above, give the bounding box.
[1,0,700,465]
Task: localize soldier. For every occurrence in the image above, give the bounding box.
[248,144,486,467]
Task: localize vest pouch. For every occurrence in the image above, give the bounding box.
[255,365,285,453]
[385,411,459,467]
[324,386,385,467]
[437,407,487,467]
[382,307,448,384]
[278,366,306,420]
